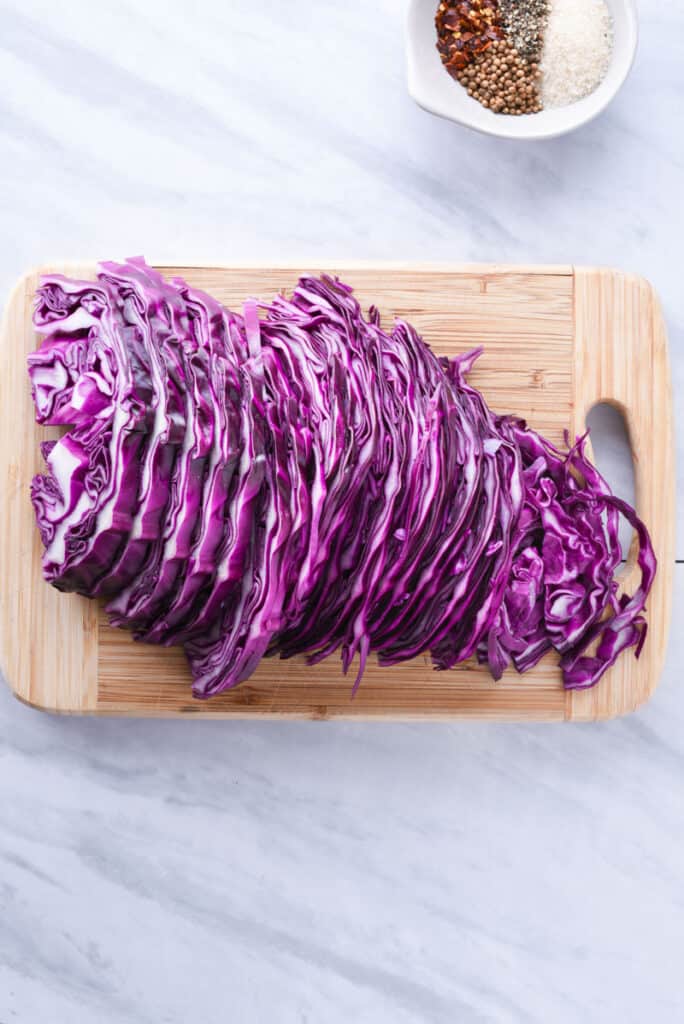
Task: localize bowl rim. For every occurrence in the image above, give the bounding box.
[406,0,639,141]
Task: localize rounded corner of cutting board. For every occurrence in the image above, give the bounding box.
[10,684,63,716]
[1,594,100,715]
[564,661,665,723]
[0,262,673,720]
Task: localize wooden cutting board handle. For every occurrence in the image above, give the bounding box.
[568,268,674,720]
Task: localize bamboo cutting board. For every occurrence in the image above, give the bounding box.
[0,264,674,720]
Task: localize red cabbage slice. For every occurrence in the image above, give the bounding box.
[141,283,243,643]
[89,260,188,595]
[105,274,215,630]
[28,275,151,592]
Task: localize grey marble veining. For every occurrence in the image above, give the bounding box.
[1,1,683,1021]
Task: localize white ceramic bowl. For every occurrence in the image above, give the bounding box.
[406,0,638,140]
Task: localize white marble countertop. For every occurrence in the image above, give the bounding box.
[1,1,682,1021]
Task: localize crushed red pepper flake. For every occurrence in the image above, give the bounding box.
[435,1,505,74]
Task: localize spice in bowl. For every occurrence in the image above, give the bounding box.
[435,0,614,116]
[540,0,613,108]
[498,0,547,63]
[435,1,504,75]
[456,40,541,115]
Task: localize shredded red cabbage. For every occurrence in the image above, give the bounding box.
[27,259,656,698]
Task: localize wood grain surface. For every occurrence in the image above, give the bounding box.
[0,264,673,719]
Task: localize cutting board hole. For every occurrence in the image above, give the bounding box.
[586,402,635,561]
